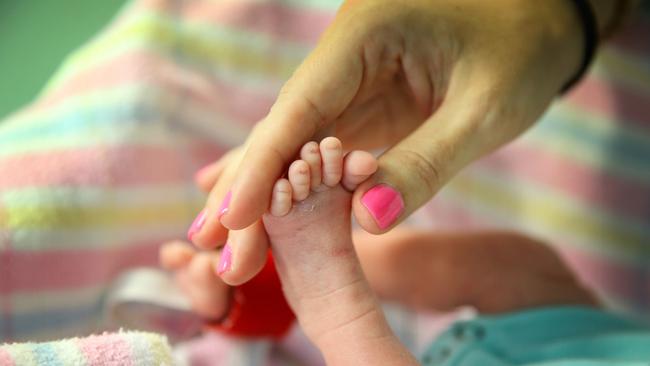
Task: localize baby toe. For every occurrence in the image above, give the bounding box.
[301,141,322,190]
[270,178,293,217]
[160,241,196,270]
[320,137,343,187]
[342,150,378,191]
[289,160,311,201]
[186,252,230,319]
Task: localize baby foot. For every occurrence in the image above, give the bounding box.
[159,241,230,320]
[216,137,378,286]
[267,137,378,216]
[262,137,417,365]
[161,138,379,323]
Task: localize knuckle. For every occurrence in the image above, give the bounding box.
[393,147,442,197]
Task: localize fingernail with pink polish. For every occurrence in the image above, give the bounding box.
[218,190,232,219]
[187,209,207,241]
[217,243,232,275]
[361,184,404,229]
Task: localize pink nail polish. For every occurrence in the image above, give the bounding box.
[187,209,207,241]
[217,243,232,275]
[361,184,404,229]
[218,190,232,219]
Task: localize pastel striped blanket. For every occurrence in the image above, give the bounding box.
[0,331,173,366]
[0,0,648,365]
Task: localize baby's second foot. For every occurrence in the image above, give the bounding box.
[262,138,417,365]
[159,242,230,320]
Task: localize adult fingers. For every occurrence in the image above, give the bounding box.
[213,17,365,231]
[217,220,270,286]
[194,147,243,193]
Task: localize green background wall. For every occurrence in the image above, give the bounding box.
[0,0,127,119]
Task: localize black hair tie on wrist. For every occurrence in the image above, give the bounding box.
[561,0,599,93]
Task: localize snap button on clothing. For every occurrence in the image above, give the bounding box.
[473,325,486,340]
[439,347,452,360]
[452,325,465,341]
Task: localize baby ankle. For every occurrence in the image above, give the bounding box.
[293,277,387,343]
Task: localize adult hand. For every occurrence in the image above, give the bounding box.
[189,0,612,283]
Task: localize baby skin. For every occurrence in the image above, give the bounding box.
[161,138,596,363]
[160,137,381,319]
[164,138,415,363]
[261,138,418,365]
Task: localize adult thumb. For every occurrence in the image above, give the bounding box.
[351,99,484,234]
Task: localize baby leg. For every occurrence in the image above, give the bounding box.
[263,137,417,365]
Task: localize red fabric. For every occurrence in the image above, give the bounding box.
[205,251,295,338]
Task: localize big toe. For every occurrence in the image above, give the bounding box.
[160,241,195,270]
[341,150,378,191]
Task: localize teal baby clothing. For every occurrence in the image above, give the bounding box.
[421,306,650,366]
